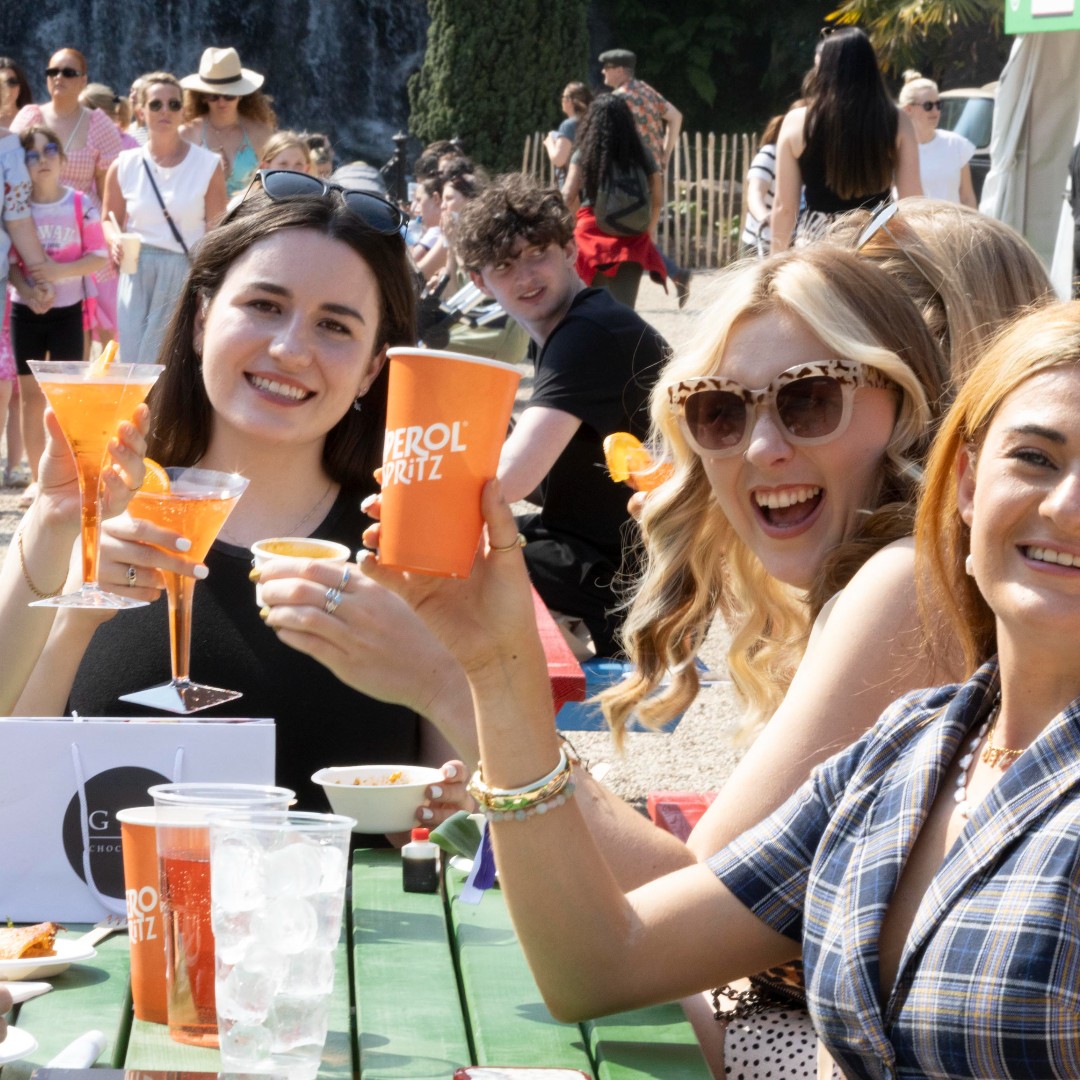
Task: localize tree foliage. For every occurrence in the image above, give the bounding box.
[409,0,590,171]
[828,0,1002,75]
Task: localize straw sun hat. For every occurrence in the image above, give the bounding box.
[180,47,264,97]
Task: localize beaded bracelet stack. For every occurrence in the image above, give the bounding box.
[467,746,577,822]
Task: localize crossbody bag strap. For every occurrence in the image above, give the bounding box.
[141,156,189,257]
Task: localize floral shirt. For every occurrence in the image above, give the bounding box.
[0,130,33,278]
[614,78,671,164]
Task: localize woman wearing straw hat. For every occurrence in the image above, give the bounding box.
[179,47,276,197]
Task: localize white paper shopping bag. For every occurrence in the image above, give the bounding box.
[0,716,275,921]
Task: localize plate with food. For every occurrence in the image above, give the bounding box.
[0,923,97,981]
[0,1025,39,1065]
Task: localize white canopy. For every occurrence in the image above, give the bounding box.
[980,31,1080,296]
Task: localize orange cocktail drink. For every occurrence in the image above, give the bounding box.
[120,467,248,714]
[27,360,162,608]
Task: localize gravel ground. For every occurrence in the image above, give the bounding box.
[0,272,747,806]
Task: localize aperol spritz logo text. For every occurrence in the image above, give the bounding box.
[383,421,468,484]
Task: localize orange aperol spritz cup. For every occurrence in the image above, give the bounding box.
[119,466,249,714]
[27,359,163,609]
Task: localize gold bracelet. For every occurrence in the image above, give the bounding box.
[17,528,65,600]
[467,749,574,814]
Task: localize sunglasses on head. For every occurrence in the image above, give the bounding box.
[45,66,82,79]
[2,77,19,88]
[919,100,942,112]
[855,201,947,304]
[668,360,891,458]
[147,98,183,112]
[204,93,238,102]
[226,169,408,235]
[25,142,59,166]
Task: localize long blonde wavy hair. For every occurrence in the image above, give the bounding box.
[601,247,947,745]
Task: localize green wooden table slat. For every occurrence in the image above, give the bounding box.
[583,1003,712,1080]
[123,912,354,1077]
[2,928,131,1080]
[445,866,593,1072]
[351,850,470,1079]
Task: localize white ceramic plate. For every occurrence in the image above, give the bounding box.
[0,1025,39,1065]
[0,938,97,981]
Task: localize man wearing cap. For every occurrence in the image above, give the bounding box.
[599,49,690,306]
[456,173,667,659]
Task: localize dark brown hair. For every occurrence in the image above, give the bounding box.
[456,172,573,272]
[0,57,33,111]
[148,190,417,491]
[183,87,276,128]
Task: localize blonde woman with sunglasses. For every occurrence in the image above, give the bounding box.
[898,72,977,207]
[102,72,226,364]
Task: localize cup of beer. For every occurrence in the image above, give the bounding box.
[117,806,169,1024]
[380,348,521,578]
[250,537,351,606]
[149,782,294,1047]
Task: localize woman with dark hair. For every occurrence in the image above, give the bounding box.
[544,80,591,186]
[179,47,276,197]
[771,27,921,250]
[17,181,475,822]
[562,93,665,308]
[0,57,32,129]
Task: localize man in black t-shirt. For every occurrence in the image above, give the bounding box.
[457,174,668,656]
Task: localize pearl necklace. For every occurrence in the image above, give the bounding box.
[954,697,1000,819]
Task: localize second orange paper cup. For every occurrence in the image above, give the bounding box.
[381,348,521,577]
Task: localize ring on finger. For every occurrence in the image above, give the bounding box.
[127,565,138,587]
[324,586,343,615]
[337,565,351,592]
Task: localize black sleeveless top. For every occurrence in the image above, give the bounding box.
[798,133,891,216]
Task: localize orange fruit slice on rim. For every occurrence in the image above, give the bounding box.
[88,340,119,378]
[603,433,673,492]
[139,458,170,494]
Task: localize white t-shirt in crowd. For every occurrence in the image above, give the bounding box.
[918,129,976,204]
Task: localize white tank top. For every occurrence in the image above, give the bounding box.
[117,143,221,253]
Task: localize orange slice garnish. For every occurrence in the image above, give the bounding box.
[603,432,673,492]
[139,458,171,494]
[89,340,119,378]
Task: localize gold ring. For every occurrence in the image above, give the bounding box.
[489,533,526,553]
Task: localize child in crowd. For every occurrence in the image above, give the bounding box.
[8,125,106,498]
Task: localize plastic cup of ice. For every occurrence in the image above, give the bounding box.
[250,537,351,606]
[208,809,355,1080]
[380,347,521,578]
[118,232,141,274]
[149,782,295,1047]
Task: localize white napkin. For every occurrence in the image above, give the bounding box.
[0,981,52,1006]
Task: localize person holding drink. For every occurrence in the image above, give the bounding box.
[15,175,474,823]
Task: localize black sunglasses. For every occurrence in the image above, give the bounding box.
[45,66,83,79]
[204,93,238,103]
[2,77,19,88]
[919,100,942,112]
[147,98,183,113]
[25,142,59,166]
[227,169,407,234]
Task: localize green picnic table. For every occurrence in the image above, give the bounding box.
[3,850,711,1078]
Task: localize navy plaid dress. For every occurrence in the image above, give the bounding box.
[710,661,1080,1080]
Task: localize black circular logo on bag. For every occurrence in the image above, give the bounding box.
[62,767,169,899]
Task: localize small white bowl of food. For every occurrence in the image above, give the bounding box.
[312,764,443,834]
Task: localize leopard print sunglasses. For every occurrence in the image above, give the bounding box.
[667,359,892,458]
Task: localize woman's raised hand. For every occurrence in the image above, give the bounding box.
[357,479,540,676]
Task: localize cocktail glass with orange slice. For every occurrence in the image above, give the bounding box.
[27,355,163,609]
[119,466,249,714]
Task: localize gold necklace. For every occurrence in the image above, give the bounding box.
[981,712,1026,768]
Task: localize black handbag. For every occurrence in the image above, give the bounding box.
[142,157,189,258]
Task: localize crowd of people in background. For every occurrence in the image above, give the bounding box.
[10,23,1080,1080]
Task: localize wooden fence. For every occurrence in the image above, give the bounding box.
[522,130,759,271]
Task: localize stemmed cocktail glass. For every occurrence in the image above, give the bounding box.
[27,359,162,609]
[119,466,249,714]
